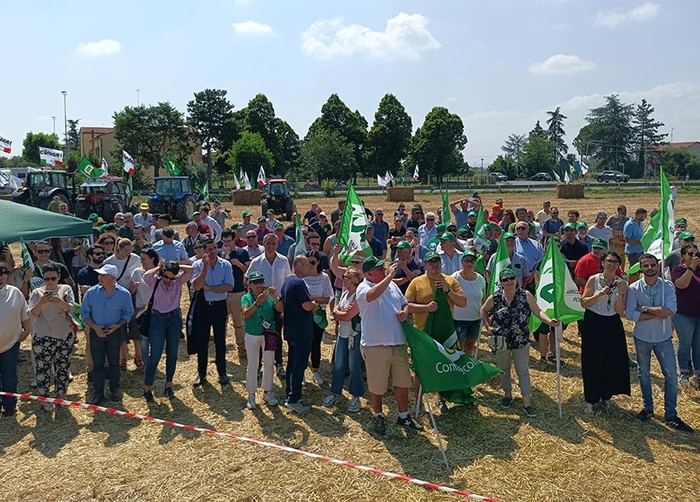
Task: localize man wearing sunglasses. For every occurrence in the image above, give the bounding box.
[28,240,75,293]
[0,259,32,417]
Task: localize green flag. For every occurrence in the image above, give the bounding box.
[200,181,209,201]
[473,206,491,254]
[475,254,487,277]
[404,289,500,403]
[338,185,370,261]
[78,156,106,178]
[164,157,182,176]
[441,190,452,226]
[20,237,35,272]
[294,206,307,256]
[627,166,674,274]
[528,240,585,332]
[486,234,511,297]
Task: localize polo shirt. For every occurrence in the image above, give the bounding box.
[560,239,589,273]
[276,234,295,256]
[438,248,463,275]
[587,225,614,245]
[392,258,425,293]
[371,220,390,251]
[356,280,406,347]
[152,240,188,262]
[133,212,153,229]
[192,256,234,302]
[418,224,437,247]
[515,237,544,273]
[623,219,644,254]
[80,284,134,327]
[246,252,292,292]
[405,274,462,331]
[281,275,313,341]
[487,251,526,288]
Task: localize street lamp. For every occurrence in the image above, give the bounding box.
[51,116,56,136]
[61,90,68,156]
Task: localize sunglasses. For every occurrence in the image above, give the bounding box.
[685,251,697,257]
[246,236,256,239]
[36,249,51,254]
[426,218,435,221]
[501,276,516,283]
[44,276,59,282]
[462,258,476,263]
[516,227,528,231]
[0,269,10,276]
[92,252,105,257]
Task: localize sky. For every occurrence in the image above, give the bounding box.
[2,0,700,167]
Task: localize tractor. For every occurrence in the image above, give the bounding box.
[11,169,76,211]
[261,179,294,220]
[74,176,134,222]
[148,176,197,222]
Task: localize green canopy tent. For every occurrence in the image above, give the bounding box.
[0,199,93,243]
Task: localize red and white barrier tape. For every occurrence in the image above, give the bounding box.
[0,392,499,501]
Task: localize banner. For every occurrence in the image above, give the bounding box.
[413,164,419,181]
[294,208,307,256]
[0,135,11,154]
[39,147,64,166]
[233,172,241,190]
[473,206,491,254]
[101,158,109,174]
[122,150,135,175]
[243,171,252,190]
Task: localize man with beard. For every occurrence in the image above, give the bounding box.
[77,244,107,381]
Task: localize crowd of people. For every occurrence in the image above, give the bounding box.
[0,193,697,435]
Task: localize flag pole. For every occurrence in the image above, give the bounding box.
[554,324,563,419]
[423,392,451,471]
[415,385,423,417]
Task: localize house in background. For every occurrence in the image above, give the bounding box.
[654,141,700,156]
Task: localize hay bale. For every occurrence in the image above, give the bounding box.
[556,183,585,199]
[232,189,263,206]
[386,187,414,202]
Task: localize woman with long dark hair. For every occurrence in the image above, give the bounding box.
[303,250,333,385]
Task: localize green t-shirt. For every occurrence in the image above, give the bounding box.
[241,291,276,336]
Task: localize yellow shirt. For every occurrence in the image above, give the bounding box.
[405,274,462,331]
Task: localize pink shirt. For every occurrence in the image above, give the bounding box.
[143,269,193,314]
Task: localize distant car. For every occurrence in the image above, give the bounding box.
[489,172,508,182]
[530,172,553,181]
[595,170,630,183]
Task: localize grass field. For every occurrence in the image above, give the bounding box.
[1,190,699,502]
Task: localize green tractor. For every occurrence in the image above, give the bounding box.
[148,176,197,222]
[11,169,76,210]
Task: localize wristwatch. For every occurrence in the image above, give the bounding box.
[641,306,649,313]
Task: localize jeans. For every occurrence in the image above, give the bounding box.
[90,327,125,398]
[672,313,700,374]
[285,338,311,403]
[0,342,20,412]
[144,309,182,386]
[196,300,228,379]
[309,322,324,371]
[634,337,678,419]
[495,345,532,397]
[330,334,364,398]
[244,334,274,394]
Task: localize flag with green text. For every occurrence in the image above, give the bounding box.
[338,185,370,262]
[473,205,491,254]
[486,234,511,297]
[78,156,106,178]
[164,157,182,176]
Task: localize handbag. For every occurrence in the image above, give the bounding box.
[136,278,160,338]
[263,330,278,351]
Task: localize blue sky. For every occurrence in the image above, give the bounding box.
[2,0,699,166]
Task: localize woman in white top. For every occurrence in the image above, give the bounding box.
[580,250,630,415]
[303,250,333,385]
[451,250,486,355]
[131,248,160,367]
[27,262,75,411]
[323,267,364,413]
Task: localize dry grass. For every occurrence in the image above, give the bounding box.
[1,190,699,502]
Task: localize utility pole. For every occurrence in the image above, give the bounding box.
[51,116,56,136]
[61,90,68,157]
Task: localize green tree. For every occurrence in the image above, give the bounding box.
[501,133,526,177]
[411,106,467,185]
[521,134,556,178]
[546,107,568,161]
[274,118,301,174]
[631,99,667,178]
[66,119,80,151]
[530,120,547,139]
[299,129,357,184]
[225,131,274,181]
[0,156,29,168]
[113,102,192,178]
[583,94,634,171]
[187,88,236,190]
[365,94,412,177]
[657,147,700,179]
[22,132,61,164]
[489,155,518,180]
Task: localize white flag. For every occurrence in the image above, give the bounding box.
[39,147,64,166]
[122,150,135,175]
[564,169,571,184]
[551,170,561,182]
[257,165,267,187]
[0,135,11,154]
[243,171,252,190]
[580,160,589,176]
[101,158,109,176]
[384,170,394,185]
[233,172,241,190]
[413,164,420,181]
[377,174,388,187]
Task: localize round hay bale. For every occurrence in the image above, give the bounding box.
[386,186,414,202]
[232,189,263,206]
[556,183,585,199]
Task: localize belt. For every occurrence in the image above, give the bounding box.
[206,299,227,305]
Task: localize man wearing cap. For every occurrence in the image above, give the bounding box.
[191,212,212,239]
[449,197,471,229]
[304,202,321,224]
[623,208,647,268]
[274,222,295,256]
[192,238,235,386]
[113,212,125,229]
[406,205,423,230]
[542,207,564,244]
[330,200,345,225]
[418,212,437,247]
[210,200,229,230]
[265,208,278,231]
[255,215,271,241]
[221,230,251,360]
[182,222,205,258]
[575,221,592,252]
[230,223,247,248]
[371,208,390,255]
[151,214,180,242]
[560,222,589,273]
[241,210,256,234]
[392,240,424,294]
[489,204,503,224]
[437,232,462,275]
[356,256,423,434]
[117,212,136,240]
[479,223,499,260]
[672,218,689,251]
[514,221,544,290]
[588,212,613,246]
[575,239,616,293]
[666,231,695,272]
[81,263,134,404]
[134,203,154,231]
[486,232,526,287]
[152,227,190,264]
[426,223,446,253]
[200,205,223,242]
[535,200,551,224]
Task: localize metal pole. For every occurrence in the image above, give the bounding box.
[51,116,56,136]
[424,393,451,471]
[555,324,563,419]
[61,90,68,156]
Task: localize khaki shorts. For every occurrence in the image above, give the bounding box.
[361,344,413,395]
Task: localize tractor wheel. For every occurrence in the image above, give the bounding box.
[284,199,294,221]
[174,196,196,222]
[74,201,91,220]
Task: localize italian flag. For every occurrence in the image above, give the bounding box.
[39,147,64,166]
[0,135,11,154]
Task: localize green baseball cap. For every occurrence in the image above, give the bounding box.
[563,222,576,231]
[424,251,441,262]
[503,232,516,239]
[467,211,477,218]
[675,217,687,226]
[499,267,516,280]
[362,255,386,274]
[461,250,477,260]
[191,211,199,218]
[679,231,695,241]
[257,215,266,222]
[591,238,608,249]
[495,198,503,205]
[543,200,550,205]
[576,221,587,229]
[436,223,446,233]
[457,227,469,236]
[274,222,284,229]
[230,223,242,230]
[438,232,457,242]
[248,271,265,282]
[88,213,99,222]
[266,209,275,215]
[395,240,412,250]
[242,210,252,217]
[483,223,493,231]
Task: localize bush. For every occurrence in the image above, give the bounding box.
[322,179,335,198]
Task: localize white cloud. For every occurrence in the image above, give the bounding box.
[595,2,659,28]
[301,12,440,61]
[75,39,121,57]
[231,21,274,37]
[528,54,596,75]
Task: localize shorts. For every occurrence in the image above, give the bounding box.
[454,320,481,343]
[361,344,413,395]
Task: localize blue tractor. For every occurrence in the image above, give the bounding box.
[148,176,197,222]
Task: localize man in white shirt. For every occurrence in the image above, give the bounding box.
[133,203,153,231]
[418,212,437,247]
[244,230,265,259]
[587,211,614,245]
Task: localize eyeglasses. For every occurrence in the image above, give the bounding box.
[36,249,51,254]
[44,276,59,282]
[0,269,10,276]
[604,259,620,265]
[92,252,105,257]
[641,264,657,269]
[516,227,528,231]
[250,280,265,285]
[246,236,256,239]
[500,276,516,283]
[163,274,177,280]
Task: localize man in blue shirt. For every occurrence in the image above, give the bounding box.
[192,238,234,385]
[370,208,390,254]
[81,264,134,405]
[514,222,544,290]
[274,222,295,257]
[365,225,385,259]
[626,253,693,432]
[623,208,647,267]
[152,227,189,264]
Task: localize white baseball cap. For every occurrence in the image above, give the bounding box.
[95,264,119,278]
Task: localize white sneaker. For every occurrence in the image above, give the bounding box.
[322,393,338,408]
[246,395,256,410]
[312,372,324,385]
[263,391,279,406]
[347,396,360,413]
